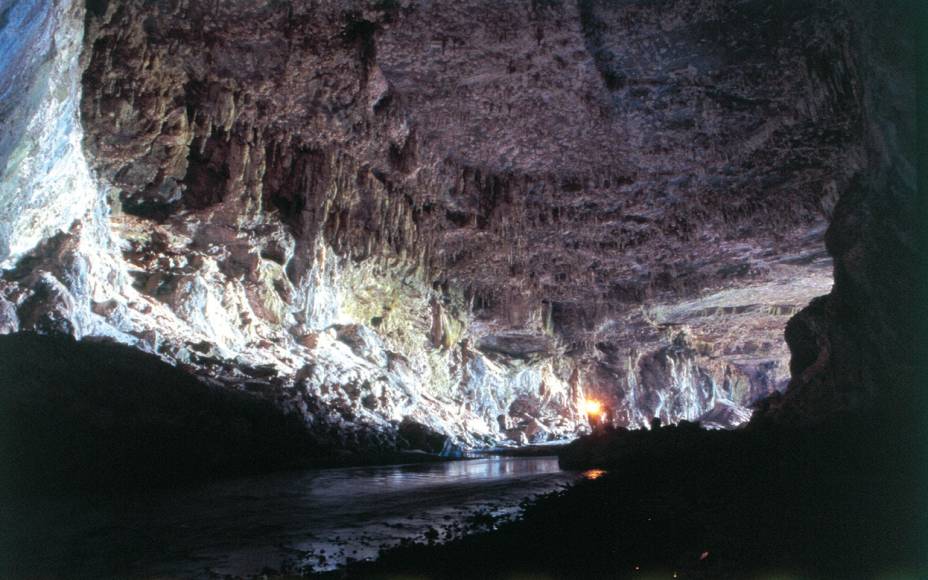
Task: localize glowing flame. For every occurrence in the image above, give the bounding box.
[581,399,602,415]
[583,469,606,480]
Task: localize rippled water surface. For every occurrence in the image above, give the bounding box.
[3,456,577,577]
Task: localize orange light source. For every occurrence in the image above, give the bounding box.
[582,469,606,480]
[581,399,602,416]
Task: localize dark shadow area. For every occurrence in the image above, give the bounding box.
[0,332,324,496]
[334,406,926,579]
[0,333,458,499]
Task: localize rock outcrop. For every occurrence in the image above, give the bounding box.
[0,0,913,451]
[761,1,917,423]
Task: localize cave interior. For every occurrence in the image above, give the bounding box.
[0,0,923,578]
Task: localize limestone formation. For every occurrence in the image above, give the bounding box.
[0,0,914,450]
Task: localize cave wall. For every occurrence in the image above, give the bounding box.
[0,0,99,266]
[771,0,917,422]
[0,0,907,449]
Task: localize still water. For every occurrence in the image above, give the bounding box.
[2,456,577,578]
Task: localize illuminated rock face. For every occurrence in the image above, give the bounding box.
[0,0,122,340]
[0,0,107,270]
[0,0,912,448]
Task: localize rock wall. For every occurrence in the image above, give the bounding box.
[769,0,917,423]
[0,0,97,266]
[0,0,906,450]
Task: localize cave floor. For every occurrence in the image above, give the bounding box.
[0,456,577,578]
[327,410,925,580]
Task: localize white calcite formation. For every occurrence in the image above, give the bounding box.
[0,0,97,265]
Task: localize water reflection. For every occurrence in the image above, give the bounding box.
[2,457,576,578]
[582,469,607,480]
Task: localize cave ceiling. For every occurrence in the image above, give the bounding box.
[0,0,872,443]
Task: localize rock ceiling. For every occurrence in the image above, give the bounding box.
[0,0,888,448]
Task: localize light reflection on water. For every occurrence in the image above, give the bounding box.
[582,469,607,480]
[2,457,577,578]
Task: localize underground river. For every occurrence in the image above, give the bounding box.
[2,456,582,578]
